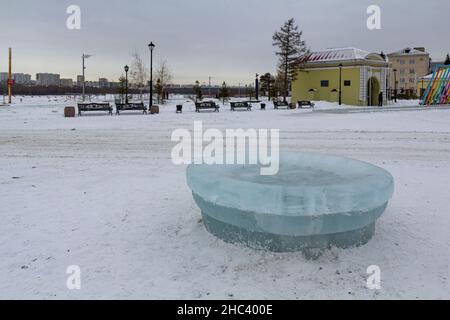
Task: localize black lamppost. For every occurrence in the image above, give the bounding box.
[393,68,398,103]
[124,65,129,104]
[148,42,155,109]
[338,63,343,105]
[255,73,259,100]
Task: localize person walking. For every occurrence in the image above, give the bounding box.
[378,91,383,107]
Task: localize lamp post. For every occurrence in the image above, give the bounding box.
[148,42,155,109]
[255,73,259,100]
[82,54,92,102]
[124,65,129,104]
[338,63,343,105]
[393,68,398,103]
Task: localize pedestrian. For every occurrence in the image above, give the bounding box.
[378,91,383,107]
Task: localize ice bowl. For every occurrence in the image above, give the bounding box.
[186,152,394,257]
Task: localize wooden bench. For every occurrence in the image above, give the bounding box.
[116,102,147,115]
[273,101,290,109]
[298,100,315,109]
[195,101,220,112]
[78,103,112,116]
[230,101,252,111]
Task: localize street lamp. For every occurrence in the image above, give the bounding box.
[393,68,398,103]
[148,42,155,109]
[338,63,343,105]
[82,54,92,101]
[255,73,259,100]
[124,65,129,104]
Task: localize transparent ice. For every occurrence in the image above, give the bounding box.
[187,152,394,256]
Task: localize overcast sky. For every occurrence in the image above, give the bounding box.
[1,0,448,85]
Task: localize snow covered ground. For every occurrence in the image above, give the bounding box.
[0,95,449,299]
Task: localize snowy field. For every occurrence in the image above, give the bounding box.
[0,95,449,300]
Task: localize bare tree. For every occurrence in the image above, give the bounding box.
[155,59,173,103]
[130,50,148,101]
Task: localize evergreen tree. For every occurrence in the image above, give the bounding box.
[272,18,308,102]
[193,80,202,102]
[219,81,230,103]
[260,73,276,100]
[445,53,450,65]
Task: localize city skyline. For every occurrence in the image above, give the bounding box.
[1,0,449,86]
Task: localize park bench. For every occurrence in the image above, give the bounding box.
[230,101,252,111]
[273,101,290,109]
[298,100,315,109]
[115,102,147,115]
[78,103,112,116]
[195,101,220,112]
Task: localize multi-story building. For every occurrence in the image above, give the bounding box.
[0,72,8,83]
[76,75,84,87]
[387,47,430,95]
[0,73,32,85]
[36,73,60,86]
[59,78,74,87]
[98,78,109,88]
[12,73,32,85]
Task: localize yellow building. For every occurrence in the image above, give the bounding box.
[292,47,389,106]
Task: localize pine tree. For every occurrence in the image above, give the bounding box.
[260,73,276,100]
[193,80,202,102]
[272,18,308,102]
[445,53,450,65]
[219,81,230,104]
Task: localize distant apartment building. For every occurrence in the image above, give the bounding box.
[59,78,74,87]
[0,72,32,84]
[98,78,109,88]
[387,47,430,94]
[0,72,8,83]
[76,75,84,87]
[36,73,60,86]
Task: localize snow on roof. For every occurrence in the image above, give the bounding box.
[299,47,375,63]
[387,47,429,56]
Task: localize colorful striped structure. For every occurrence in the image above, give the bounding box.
[421,65,450,106]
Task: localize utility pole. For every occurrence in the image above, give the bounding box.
[8,48,12,104]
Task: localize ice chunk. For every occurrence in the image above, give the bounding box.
[187,152,394,256]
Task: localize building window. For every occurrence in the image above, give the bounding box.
[399,59,405,65]
[400,69,405,75]
[410,69,415,74]
[344,80,351,86]
[320,80,329,87]
[400,78,405,83]
[409,78,415,83]
[410,59,415,64]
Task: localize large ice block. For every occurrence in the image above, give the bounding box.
[187,153,394,257]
